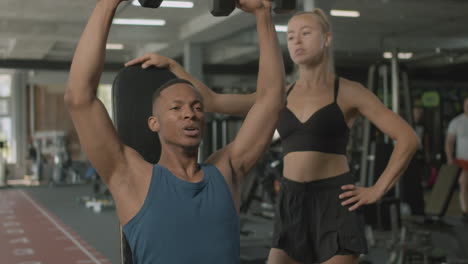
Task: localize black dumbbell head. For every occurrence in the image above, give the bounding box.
[274,0,297,14]
[138,0,164,8]
[210,0,236,16]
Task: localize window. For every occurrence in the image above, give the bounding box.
[98,84,113,121]
[0,73,12,162]
[0,99,9,115]
[0,75,12,97]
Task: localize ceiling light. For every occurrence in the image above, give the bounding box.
[106,43,124,50]
[383,52,392,59]
[382,52,413,59]
[132,0,194,8]
[275,25,288,32]
[398,52,413,59]
[113,18,166,26]
[330,9,360,17]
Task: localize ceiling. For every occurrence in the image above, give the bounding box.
[0,0,468,70]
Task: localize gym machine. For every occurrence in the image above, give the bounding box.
[355,53,421,264]
[355,53,468,264]
[33,131,79,185]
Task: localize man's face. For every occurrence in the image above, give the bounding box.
[149,83,205,150]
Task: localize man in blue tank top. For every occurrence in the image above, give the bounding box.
[65,0,286,263]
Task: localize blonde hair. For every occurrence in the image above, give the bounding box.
[294,9,331,33]
[289,8,335,75]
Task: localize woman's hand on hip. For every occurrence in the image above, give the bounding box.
[339,184,385,211]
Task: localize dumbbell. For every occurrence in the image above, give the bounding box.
[273,0,297,14]
[138,0,164,8]
[210,0,297,17]
[210,0,236,16]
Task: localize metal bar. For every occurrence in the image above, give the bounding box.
[221,119,227,147]
[360,64,376,187]
[212,120,218,153]
[391,49,401,198]
[402,72,413,126]
[380,65,389,143]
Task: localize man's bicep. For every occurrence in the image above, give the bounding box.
[69,99,126,181]
[229,103,279,176]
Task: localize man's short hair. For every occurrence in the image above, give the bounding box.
[152,78,195,105]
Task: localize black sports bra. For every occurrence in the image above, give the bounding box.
[277,77,349,156]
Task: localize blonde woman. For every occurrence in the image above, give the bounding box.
[127,9,419,264]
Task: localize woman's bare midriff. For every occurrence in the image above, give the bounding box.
[283,151,349,182]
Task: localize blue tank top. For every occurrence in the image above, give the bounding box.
[123,163,240,264]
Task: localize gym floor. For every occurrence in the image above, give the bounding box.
[1,183,467,264]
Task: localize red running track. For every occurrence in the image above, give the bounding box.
[0,189,111,264]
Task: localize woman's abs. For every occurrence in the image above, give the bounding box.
[283,151,349,182]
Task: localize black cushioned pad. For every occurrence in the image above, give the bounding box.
[112,64,176,264]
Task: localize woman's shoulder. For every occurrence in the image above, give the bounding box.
[337,77,369,100]
[338,77,365,90]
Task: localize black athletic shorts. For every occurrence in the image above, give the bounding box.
[272,172,368,263]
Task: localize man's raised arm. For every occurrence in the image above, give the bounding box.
[227,0,286,177]
[64,0,133,186]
